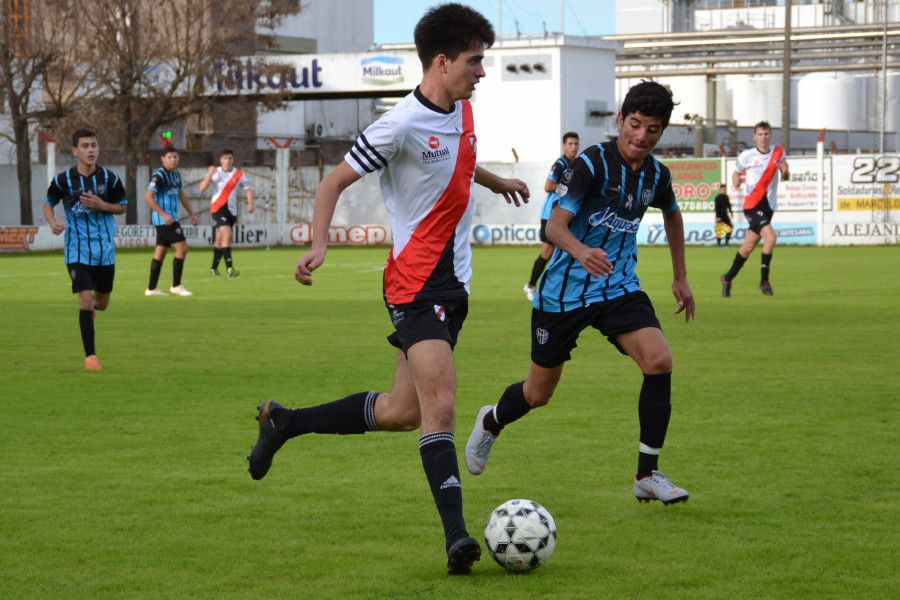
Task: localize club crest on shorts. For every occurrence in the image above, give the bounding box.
[70,269,76,280]
[535,327,549,345]
[434,304,446,322]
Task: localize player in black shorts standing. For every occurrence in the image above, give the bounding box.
[144,147,199,296]
[714,183,733,247]
[465,82,695,505]
[524,132,579,301]
[198,149,253,277]
[42,128,127,370]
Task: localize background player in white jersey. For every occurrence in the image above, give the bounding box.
[721,121,789,297]
[246,3,529,575]
[144,148,199,297]
[199,149,253,277]
[523,132,579,301]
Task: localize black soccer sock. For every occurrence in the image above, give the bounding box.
[724,252,746,281]
[725,231,732,245]
[483,381,530,435]
[212,248,222,270]
[420,432,469,550]
[276,391,379,438]
[173,258,184,287]
[148,258,162,290]
[223,247,234,269]
[637,373,672,478]
[79,309,96,357]
[528,256,548,287]
[761,252,773,283]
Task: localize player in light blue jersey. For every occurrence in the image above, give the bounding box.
[466,81,697,505]
[523,132,579,301]
[144,147,199,296]
[42,128,127,370]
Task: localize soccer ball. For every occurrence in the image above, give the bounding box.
[484,499,556,571]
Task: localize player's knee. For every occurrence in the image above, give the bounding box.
[427,401,456,430]
[95,301,108,311]
[524,384,553,408]
[379,404,420,431]
[643,348,673,374]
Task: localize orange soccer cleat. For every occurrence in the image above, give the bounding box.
[84,355,102,371]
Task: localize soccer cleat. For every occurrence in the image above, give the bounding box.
[720,274,732,298]
[247,400,286,480]
[446,536,481,575]
[84,355,102,371]
[169,285,193,296]
[465,405,497,475]
[760,280,774,296]
[523,284,535,301]
[145,288,167,296]
[634,471,689,505]
[226,267,240,278]
[210,268,219,276]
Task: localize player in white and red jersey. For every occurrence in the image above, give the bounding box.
[721,121,789,297]
[198,149,253,277]
[246,3,529,575]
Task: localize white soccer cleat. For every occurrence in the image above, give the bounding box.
[144,288,167,296]
[523,284,536,302]
[465,405,497,475]
[169,285,193,296]
[634,471,690,505]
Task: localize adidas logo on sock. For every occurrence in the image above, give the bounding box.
[440,475,461,489]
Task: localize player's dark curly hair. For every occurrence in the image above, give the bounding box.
[71,128,96,147]
[414,3,495,69]
[620,80,677,129]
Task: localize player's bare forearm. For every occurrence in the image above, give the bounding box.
[475,165,529,206]
[144,192,167,219]
[42,204,58,226]
[779,160,790,180]
[311,161,360,252]
[544,179,557,193]
[179,192,195,217]
[662,209,687,280]
[104,202,126,215]
[545,207,612,277]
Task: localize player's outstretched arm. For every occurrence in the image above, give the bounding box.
[545,207,612,277]
[42,203,64,235]
[662,208,695,322]
[245,188,254,213]
[295,161,361,286]
[198,166,216,193]
[474,165,529,206]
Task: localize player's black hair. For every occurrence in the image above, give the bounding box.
[160,146,178,157]
[562,132,579,143]
[620,80,676,130]
[220,148,234,157]
[414,3,495,69]
[754,121,772,132]
[71,128,97,147]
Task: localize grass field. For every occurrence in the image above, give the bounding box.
[1,244,898,598]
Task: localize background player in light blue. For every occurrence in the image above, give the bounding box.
[467,81,696,505]
[42,128,127,371]
[523,132,579,301]
[144,147,199,296]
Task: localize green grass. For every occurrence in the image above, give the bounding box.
[1,245,898,599]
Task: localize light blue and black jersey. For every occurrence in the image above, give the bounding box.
[45,166,127,266]
[148,167,182,226]
[540,155,574,220]
[535,141,678,313]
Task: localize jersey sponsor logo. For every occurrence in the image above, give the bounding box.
[642,189,653,205]
[421,145,452,164]
[535,327,549,345]
[434,304,446,322]
[588,206,640,233]
[428,135,440,149]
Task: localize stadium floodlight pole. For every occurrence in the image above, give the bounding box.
[880,0,888,154]
[781,0,792,154]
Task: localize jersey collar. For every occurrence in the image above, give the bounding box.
[414,86,456,115]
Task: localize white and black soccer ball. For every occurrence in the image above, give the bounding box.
[484,499,556,571]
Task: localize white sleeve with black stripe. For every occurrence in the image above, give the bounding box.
[344,116,396,177]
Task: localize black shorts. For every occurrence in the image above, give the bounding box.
[155,223,186,247]
[212,208,236,228]
[67,263,115,294]
[386,297,468,355]
[539,219,549,243]
[531,291,661,367]
[743,198,774,235]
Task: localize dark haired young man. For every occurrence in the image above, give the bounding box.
[524,131,580,301]
[42,129,127,370]
[199,149,253,277]
[466,81,696,505]
[247,3,529,574]
[721,121,789,296]
[144,147,199,296]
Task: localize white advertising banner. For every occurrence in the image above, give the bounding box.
[725,156,833,212]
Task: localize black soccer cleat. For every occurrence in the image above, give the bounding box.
[760,280,774,296]
[721,274,732,298]
[446,536,481,575]
[247,400,286,480]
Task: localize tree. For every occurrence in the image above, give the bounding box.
[74,0,300,224]
[0,1,94,224]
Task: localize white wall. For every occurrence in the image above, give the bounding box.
[616,0,667,35]
[267,0,373,53]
